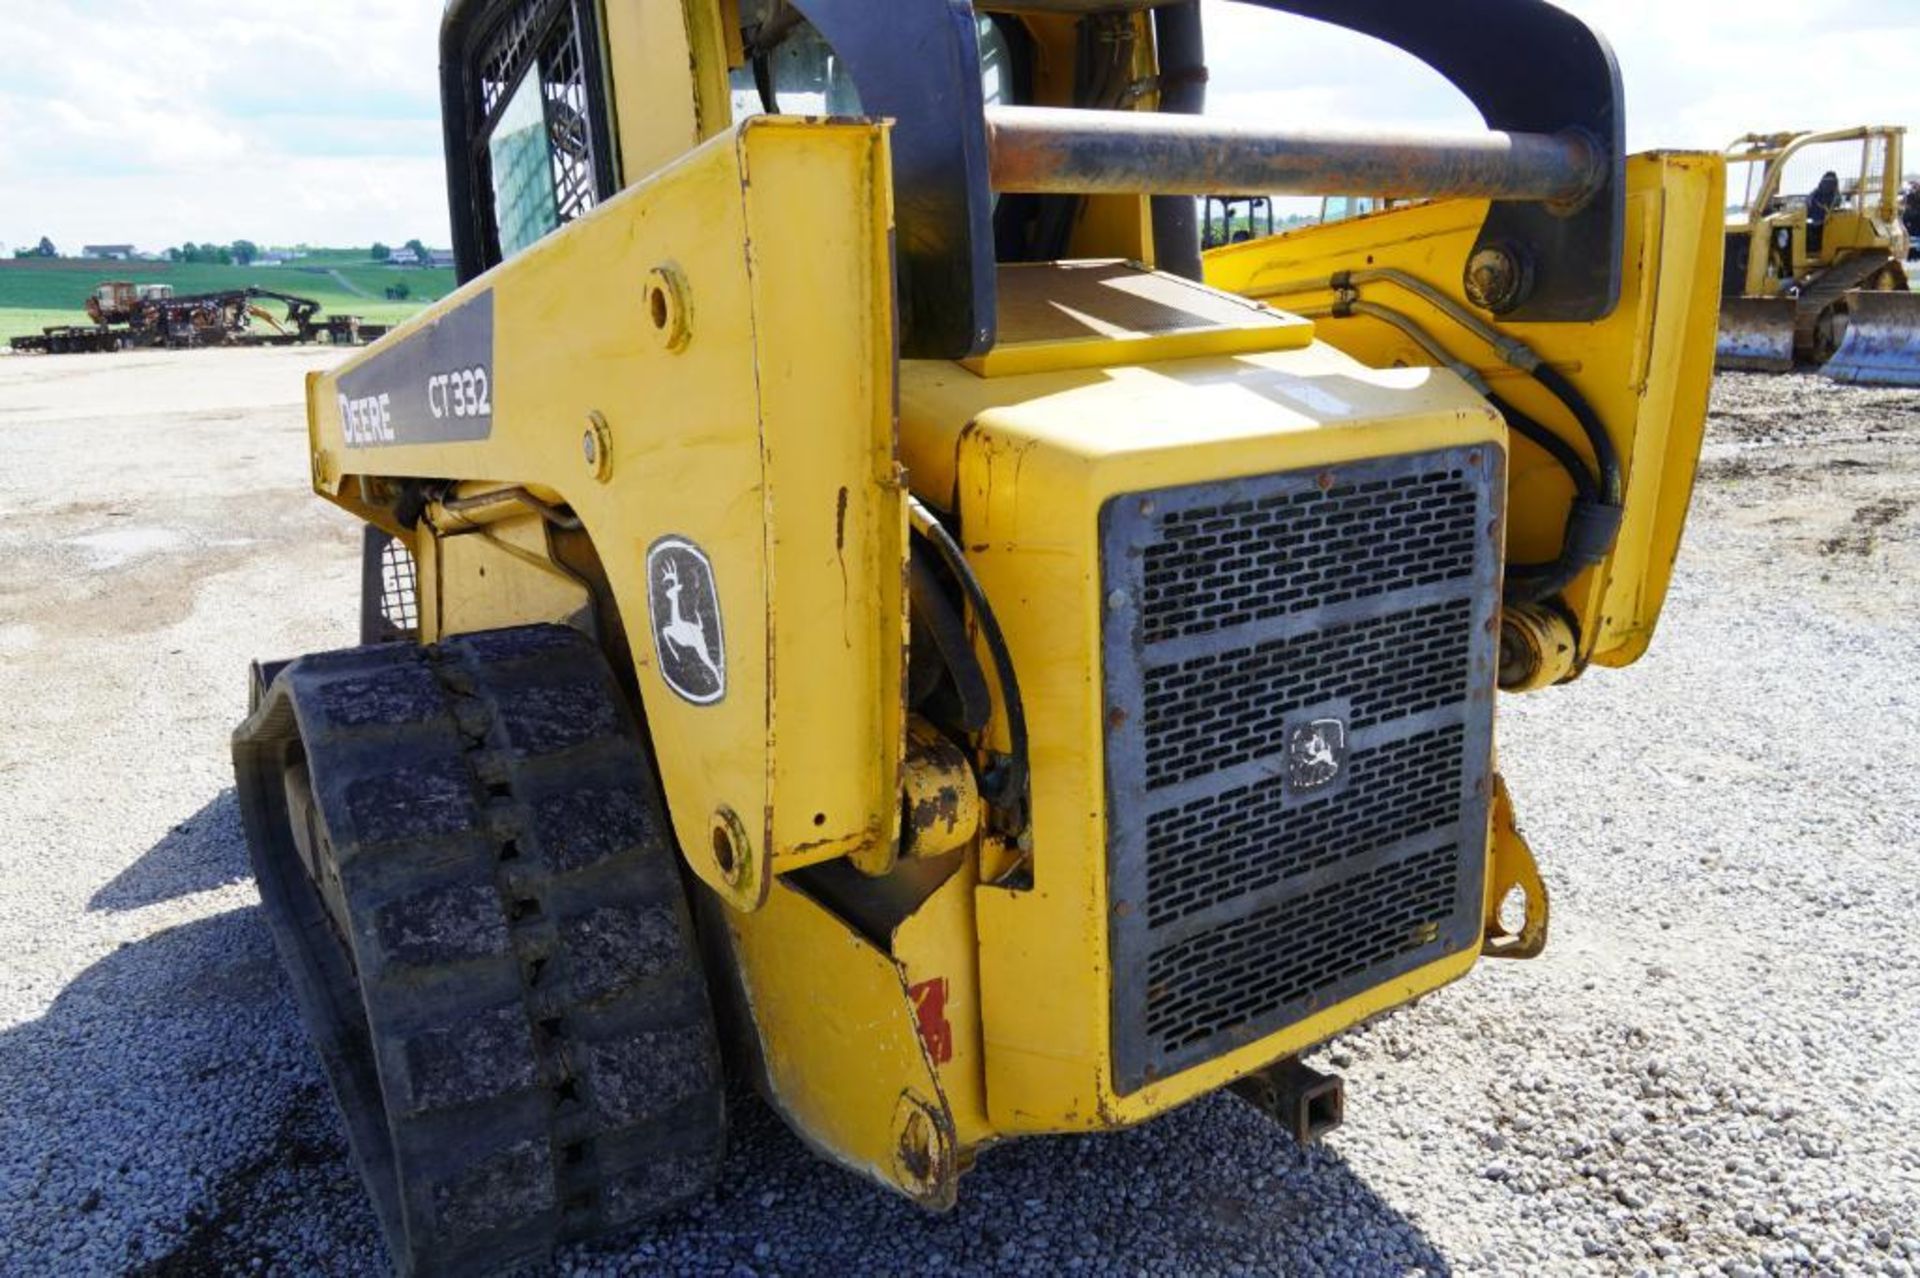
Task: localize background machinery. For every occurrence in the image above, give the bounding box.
[230,1,1723,1273]
[8,280,382,354]
[1200,194,1275,247]
[1715,127,1920,383]
[1316,193,1412,224]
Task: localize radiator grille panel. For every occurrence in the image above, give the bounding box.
[1102,448,1500,1093]
[1145,723,1466,929]
[1146,841,1461,1055]
[1142,598,1472,789]
[1142,471,1478,645]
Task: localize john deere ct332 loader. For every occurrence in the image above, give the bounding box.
[231,1,1725,1272]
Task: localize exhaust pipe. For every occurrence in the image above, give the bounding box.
[1148,1,1206,282]
[1230,1057,1345,1145]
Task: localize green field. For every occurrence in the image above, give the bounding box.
[0,255,455,344]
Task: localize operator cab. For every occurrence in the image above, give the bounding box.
[1201,195,1275,248]
[442,0,1625,363]
[457,1,1026,271]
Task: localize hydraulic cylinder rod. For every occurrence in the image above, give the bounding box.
[984,105,1605,206]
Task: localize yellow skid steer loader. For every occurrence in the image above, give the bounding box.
[230,2,1725,1273]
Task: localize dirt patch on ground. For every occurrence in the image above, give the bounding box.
[1706,372,1920,447]
[1819,497,1914,556]
[1697,372,1920,588]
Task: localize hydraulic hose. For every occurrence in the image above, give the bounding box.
[1529,360,1620,504]
[1303,296,1599,503]
[1257,267,1622,503]
[1293,279,1622,602]
[906,497,1030,821]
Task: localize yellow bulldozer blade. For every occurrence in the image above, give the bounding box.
[1824,289,1920,387]
[1715,296,1798,372]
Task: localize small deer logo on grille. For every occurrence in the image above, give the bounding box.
[1286,717,1348,792]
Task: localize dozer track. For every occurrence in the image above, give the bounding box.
[1716,251,1909,373]
[1791,251,1906,364]
[233,625,725,1277]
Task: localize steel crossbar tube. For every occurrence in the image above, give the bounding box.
[984,105,1605,205]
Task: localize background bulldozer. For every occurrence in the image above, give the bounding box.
[229,1,1723,1273]
[1716,126,1920,384]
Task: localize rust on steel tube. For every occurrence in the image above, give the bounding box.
[984,105,1604,206]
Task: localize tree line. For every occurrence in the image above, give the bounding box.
[370,239,434,264]
[169,241,259,265]
[7,238,443,265]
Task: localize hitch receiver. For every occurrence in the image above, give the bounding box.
[1230,1056,1346,1145]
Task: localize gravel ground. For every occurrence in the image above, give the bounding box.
[1,352,1916,1276]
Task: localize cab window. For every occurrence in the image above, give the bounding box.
[471,0,613,265]
[727,8,1012,120]
[1321,196,1377,224]
[488,73,561,258]
[728,0,861,118]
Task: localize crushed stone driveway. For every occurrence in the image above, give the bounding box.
[1,350,1916,1275]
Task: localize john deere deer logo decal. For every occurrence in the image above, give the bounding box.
[1281,700,1351,802]
[1286,718,1346,791]
[646,537,726,704]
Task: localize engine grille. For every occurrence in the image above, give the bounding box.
[1101,448,1501,1092]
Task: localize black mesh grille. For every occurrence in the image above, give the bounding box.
[378,538,419,639]
[1142,470,1478,645]
[1142,598,1472,789]
[540,21,597,225]
[1145,724,1465,928]
[479,2,548,114]
[1144,841,1461,1055]
[1101,447,1500,1093]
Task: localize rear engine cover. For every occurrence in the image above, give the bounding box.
[1099,447,1502,1092]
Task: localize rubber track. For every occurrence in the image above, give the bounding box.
[234,626,725,1277]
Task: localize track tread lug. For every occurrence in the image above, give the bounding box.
[369,879,513,972]
[340,760,480,846]
[316,662,447,730]
[234,623,725,1277]
[395,1003,543,1116]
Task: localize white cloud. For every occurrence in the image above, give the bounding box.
[0,0,1914,254]
[1200,0,1918,158]
[0,0,447,251]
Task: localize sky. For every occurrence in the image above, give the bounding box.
[0,0,1915,254]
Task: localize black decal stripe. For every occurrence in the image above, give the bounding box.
[338,291,496,448]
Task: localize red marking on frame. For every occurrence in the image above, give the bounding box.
[908,977,953,1065]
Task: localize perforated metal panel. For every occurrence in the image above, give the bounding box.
[1140,467,1480,645]
[1102,448,1502,1093]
